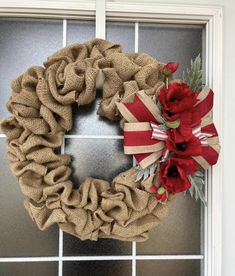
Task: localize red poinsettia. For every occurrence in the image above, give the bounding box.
[158,83,198,122]
[159,157,198,194]
[162,62,179,76]
[166,129,202,157]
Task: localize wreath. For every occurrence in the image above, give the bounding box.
[0,39,220,242]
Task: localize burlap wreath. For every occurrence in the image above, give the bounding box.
[1,39,172,242]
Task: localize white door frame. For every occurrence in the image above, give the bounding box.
[0,1,223,276]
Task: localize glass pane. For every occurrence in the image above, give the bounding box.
[139,23,203,78]
[0,140,59,257]
[67,20,95,44]
[0,262,58,276]
[106,22,135,52]
[136,260,201,276]
[63,234,132,256]
[137,193,201,255]
[68,95,122,135]
[0,18,63,122]
[65,138,132,186]
[137,23,204,256]
[63,261,132,276]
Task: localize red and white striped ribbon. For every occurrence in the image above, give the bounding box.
[192,126,213,146]
[151,122,212,146]
[151,122,168,141]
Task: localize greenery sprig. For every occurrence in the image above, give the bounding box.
[187,170,207,206]
[183,54,202,92]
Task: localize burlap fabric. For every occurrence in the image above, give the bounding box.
[1,39,172,241]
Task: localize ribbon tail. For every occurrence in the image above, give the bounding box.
[135,151,163,169]
[116,90,162,123]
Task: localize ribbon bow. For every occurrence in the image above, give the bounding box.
[151,123,212,146]
[117,87,220,170]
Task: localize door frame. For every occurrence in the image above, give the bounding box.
[0,1,223,276]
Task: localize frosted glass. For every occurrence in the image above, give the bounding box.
[137,260,201,276]
[0,262,58,276]
[107,22,135,52]
[0,18,63,122]
[0,140,59,257]
[63,234,132,256]
[139,23,203,78]
[65,138,132,185]
[67,20,95,44]
[63,261,131,276]
[137,193,202,255]
[68,95,122,135]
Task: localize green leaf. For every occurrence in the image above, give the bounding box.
[183,54,202,92]
[164,119,180,129]
[135,163,157,182]
[187,172,207,206]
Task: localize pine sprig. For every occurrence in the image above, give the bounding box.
[187,170,207,206]
[183,54,202,92]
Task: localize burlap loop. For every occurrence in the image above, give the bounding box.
[1,39,172,242]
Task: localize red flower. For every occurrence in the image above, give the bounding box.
[159,157,198,194]
[158,83,198,122]
[166,129,202,157]
[162,62,179,76]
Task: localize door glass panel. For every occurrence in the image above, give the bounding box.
[63,235,132,256]
[138,23,203,78]
[0,262,58,276]
[67,20,95,44]
[137,260,201,276]
[107,22,135,52]
[0,127,58,257]
[136,22,204,256]
[65,138,132,185]
[0,18,62,122]
[68,93,122,135]
[0,18,62,257]
[63,261,132,276]
[137,193,201,255]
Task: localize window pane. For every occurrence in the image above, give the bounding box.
[137,193,202,255]
[63,234,132,256]
[137,260,201,276]
[107,22,135,52]
[137,23,204,256]
[67,20,95,44]
[0,18,63,122]
[63,261,132,276]
[68,96,122,135]
[0,140,59,257]
[0,262,58,276]
[65,138,132,185]
[139,23,203,78]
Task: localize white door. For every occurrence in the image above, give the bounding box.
[0,5,221,275]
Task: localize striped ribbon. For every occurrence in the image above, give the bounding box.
[151,122,213,146]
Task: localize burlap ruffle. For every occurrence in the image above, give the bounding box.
[1,39,172,241]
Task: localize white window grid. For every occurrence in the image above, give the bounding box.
[0,18,205,276]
